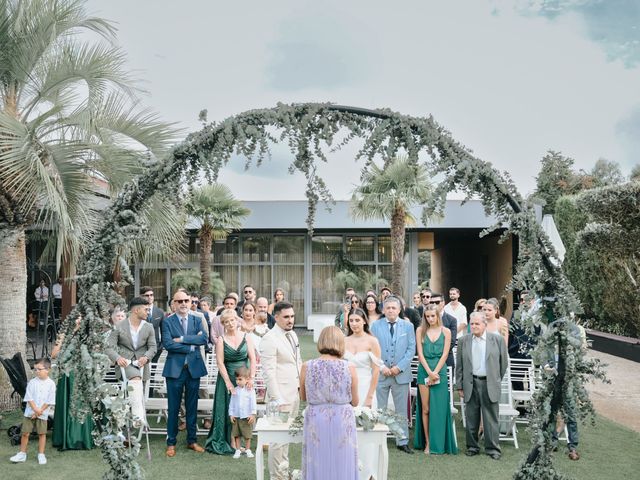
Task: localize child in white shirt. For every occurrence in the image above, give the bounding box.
[229,366,257,458]
[10,358,56,465]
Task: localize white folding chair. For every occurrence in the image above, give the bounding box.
[498,368,520,448]
[447,366,458,449]
[143,362,169,435]
[509,358,535,424]
[409,356,419,427]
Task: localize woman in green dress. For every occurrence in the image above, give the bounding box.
[51,319,95,450]
[414,305,457,455]
[205,310,256,454]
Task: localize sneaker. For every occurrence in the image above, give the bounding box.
[37,454,47,465]
[10,452,27,463]
[233,449,242,459]
[245,449,254,458]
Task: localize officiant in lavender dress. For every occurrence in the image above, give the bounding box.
[300,326,359,480]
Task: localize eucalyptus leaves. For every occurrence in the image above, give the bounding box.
[62,102,604,479]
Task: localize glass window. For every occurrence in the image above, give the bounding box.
[311,264,342,314]
[213,236,239,264]
[242,235,271,263]
[274,236,304,264]
[240,265,272,298]
[312,236,342,263]
[274,265,305,325]
[213,265,239,299]
[346,236,374,262]
[378,236,392,263]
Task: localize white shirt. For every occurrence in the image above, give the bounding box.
[24,377,56,420]
[228,387,257,418]
[471,332,487,377]
[52,283,62,299]
[34,286,48,302]
[444,302,468,337]
[129,320,146,350]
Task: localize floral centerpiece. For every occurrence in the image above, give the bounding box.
[289,405,406,441]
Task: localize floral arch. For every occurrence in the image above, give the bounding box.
[59,103,604,479]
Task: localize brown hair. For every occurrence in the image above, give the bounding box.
[234,366,250,379]
[317,326,345,357]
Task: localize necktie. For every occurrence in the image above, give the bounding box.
[285,332,297,357]
[389,322,395,338]
[182,317,188,335]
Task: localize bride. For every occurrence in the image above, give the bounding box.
[345,308,381,407]
[344,307,382,480]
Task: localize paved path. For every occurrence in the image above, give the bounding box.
[586,350,640,432]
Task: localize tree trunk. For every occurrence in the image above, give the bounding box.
[0,227,27,359]
[390,206,406,297]
[199,228,212,297]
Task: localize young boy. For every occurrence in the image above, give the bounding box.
[11,358,56,465]
[229,366,257,459]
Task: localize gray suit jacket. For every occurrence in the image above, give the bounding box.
[106,319,157,381]
[455,331,508,403]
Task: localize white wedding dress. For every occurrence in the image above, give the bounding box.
[345,350,383,480]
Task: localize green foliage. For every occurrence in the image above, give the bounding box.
[588,158,625,188]
[533,151,579,215]
[350,155,433,294]
[170,269,226,301]
[66,100,605,479]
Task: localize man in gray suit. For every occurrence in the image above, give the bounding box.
[455,311,508,460]
[106,296,157,425]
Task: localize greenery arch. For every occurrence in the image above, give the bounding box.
[59,102,605,479]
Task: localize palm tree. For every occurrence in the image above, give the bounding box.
[186,184,250,297]
[0,0,178,359]
[351,156,433,296]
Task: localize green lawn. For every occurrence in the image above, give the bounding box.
[1,332,638,480]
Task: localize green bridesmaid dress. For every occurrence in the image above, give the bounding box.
[414,330,458,454]
[205,336,249,455]
[52,373,95,450]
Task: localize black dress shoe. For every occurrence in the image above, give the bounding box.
[397,445,414,454]
[465,450,479,457]
[488,452,501,460]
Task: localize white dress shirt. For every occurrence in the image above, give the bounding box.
[228,387,257,419]
[129,320,146,350]
[24,377,56,420]
[471,332,487,376]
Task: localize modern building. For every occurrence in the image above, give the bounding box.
[113,199,529,325]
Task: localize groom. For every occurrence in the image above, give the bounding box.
[260,302,302,479]
[371,295,416,454]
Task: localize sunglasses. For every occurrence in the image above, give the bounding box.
[175,299,190,304]
[429,300,442,305]
[421,294,431,298]
[191,300,199,304]
[244,290,252,294]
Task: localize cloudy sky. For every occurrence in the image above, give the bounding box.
[87,0,640,200]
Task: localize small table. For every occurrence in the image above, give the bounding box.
[254,417,389,480]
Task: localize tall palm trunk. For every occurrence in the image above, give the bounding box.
[199,226,213,297]
[0,227,27,399]
[390,205,406,297]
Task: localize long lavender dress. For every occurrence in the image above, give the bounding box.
[303,359,358,480]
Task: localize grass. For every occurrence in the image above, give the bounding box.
[1,332,638,480]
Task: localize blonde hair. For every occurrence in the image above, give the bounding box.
[419,305,442,343]
[317,326,345,358]
[220,309,236,326]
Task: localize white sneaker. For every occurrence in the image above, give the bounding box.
[10,452,27,463]
[233,449,242,459]
[245,449,254,458]
[37,454,47,465]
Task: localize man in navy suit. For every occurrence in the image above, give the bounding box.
[162,290,209,457]
[371,296,416,454]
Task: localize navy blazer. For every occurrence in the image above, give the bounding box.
[162,313,208,379]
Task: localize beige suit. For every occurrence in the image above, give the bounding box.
[259,325,302,480]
